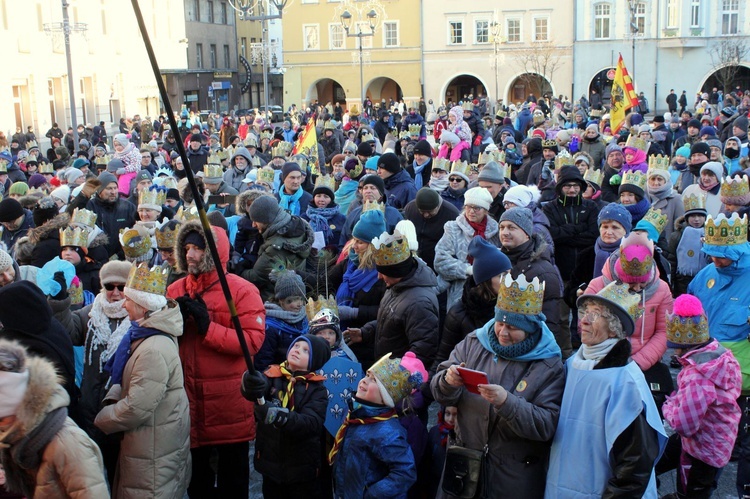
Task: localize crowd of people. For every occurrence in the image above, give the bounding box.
[0,87,749,498]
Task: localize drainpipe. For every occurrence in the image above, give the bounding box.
[420,0,425,100]
[572,0,577,101]
[654,0,660,115]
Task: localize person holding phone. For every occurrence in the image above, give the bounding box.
[431,272,565,498]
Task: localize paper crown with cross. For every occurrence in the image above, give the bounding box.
[306,294,339,323]
[256,167,276,186]
[577,281,643,337]
[372,229,411,267]
[126,262,169,297]
[554,150,574,170]
[583,168,604,187]
[155,219,181,250]
[70,208,98,229]
[683,192,707,215]
[119,225,153,260]
[203,164,223,179]
[647,154,670,172]
[408,124,421,136]
[704,212,748,247]
[271,142,292,158]
[59,226,90,249]
[621,170,648,191]
[496,272,545,316]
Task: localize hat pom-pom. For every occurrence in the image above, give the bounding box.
[673,294,704,317]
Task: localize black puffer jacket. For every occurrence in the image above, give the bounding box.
[403,199,460,269]
[360,259,439,367]
[516,138,543,186]
[85,196,137,258]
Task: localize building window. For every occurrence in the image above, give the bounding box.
[223,45,230,67]
[666,0,678,28]
[475,20,489,44]
[634,3,646,36]
[329,24,344,49]
[721,0,739,34]
[240,37,247,58]
[207,0,214,23]
[193,0,200,22]
[690,0,700,27]
[533,17,549,41]
[506,18,521,42]
[448,20,463,44]
[594,3,611,39]
[210,44,217,68]
[221,2,227,24]
[384,21,399,47]
[303,24,319,50]
[196,43,203,68]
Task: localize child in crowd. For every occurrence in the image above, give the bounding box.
[426,406,458,499]
[309,307,358,362]
[670,144,691,193]
[667,193,709,296]
[247,334,331,498]
[437,106,471,162]
[330,353,424,498]
[254,270,309,372]
[657,295,741,498]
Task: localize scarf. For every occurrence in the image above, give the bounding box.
[571,338,620,370]
[413,162,426,190]
[429,176,449,192]
[593,237,621,278]
[336,259,379,307]
[624,198,651,225]
[277,360,319,410]
[647,182,673,202]
[487,321,541,359]
[436,412,455,447]
[87,293,131,373]
[305,205,340,242]
[672,161,688,172]
[328,405,397,464]
[184,270,219,299]
[466,215,488,239]
[278,185,305,216]
[475,318,561,361]
[104,322,167,386]
[698,176,720,193]
[335,180,359,215]
[264,302,308,325]
[689,160,706,178]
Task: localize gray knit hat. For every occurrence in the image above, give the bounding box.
[499,207,533,238]
[477,161,506,184]
[97,172,118,193]
[99,261,133,286]
[274,270,306,300]
[248,195,282,225]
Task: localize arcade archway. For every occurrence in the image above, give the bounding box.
[365,77,403,106]
[700,65,750,94]
[305,78,347,107]
[589,67,616,107]
[443,75,487,106]
[506,73,553,106]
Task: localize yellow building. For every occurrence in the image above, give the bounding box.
[281,0,422,113]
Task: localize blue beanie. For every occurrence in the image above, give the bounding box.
[468,236,511,285]
[352,209,386,243]
[365,155,380,172]
[597,203,632,234]
[634,219,660,242]
[700,126,716,137]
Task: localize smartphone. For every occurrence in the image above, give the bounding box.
[208,194,236,205]
[456,367,489,395]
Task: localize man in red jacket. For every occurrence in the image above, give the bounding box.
[167,220,266,497]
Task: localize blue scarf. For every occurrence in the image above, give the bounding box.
[475,318,561,362]
[593,237,621,278]
[104,322,166,386]
[336,259,379,307]
[306,205,340,242]
[335,180,358,215]
[624,198,651,225]
[278,185,304,216]
[413,160,426,190]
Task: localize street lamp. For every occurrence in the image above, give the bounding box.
[227,0,290,121]
[490,22,504,115]
[340,8,378,108]
[628,0,639,81]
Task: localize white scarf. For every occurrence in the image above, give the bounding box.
[87,292,131,373]
[571,338,620,371]
[429,176,450,192]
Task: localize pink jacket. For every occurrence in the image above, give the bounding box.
[584,258,672,370]
[662,340,742,468]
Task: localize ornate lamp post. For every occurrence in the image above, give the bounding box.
[490,21,504,114]
[340,8,378,108]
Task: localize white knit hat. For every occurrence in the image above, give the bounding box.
[0,249,12,272]
[503,185,540,209]
[463,187,493,210]
[124,287,167,312]
[50,185,71,205]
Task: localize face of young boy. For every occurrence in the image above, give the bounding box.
[443,406,458,426]
[314,328,337,348]
[356,372,384,405]
[287,341,310,372]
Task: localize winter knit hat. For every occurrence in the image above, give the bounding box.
[357,142,373,158]
[8,182,28,197]
[503,185,539,209]
[0,340,30,418]
[352,209,386,244]
[27,174,47,190]
[477,161,506,185]
[33,197,58,227]
[597,203,633,234]
[65,168,84,184]
[377,153,401,174]
[500,207,534,238]
[365,156,380,173]
[415,187,441,211]
[614,232,654,284]
[666,294,710,348]
[700,162,723,182]
[413,140,432,157]
[0,198,24,223]
[734,116,749,134]
[360,174,385,198]
[50,185,71,206]
[0,249,12,272]
[463,187,493,211]
[274,270,306,300]
[281,162,302,182]
[249,195,282,225]
[113,133,129,147]
[605,142,623,159]
[700,126,716,137]
[675,144,691,159]
[99,260,133,286]
[690,141,711,158]
[97,172,118,193]
[287,334,331,372]
[468,236,511,285]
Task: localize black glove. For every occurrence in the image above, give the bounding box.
[265,406,290,427]
[187,296,210,335]
[241,370,268,401]
[50,271,68,301]
[175,295,192,323]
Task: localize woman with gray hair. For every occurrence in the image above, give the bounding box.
[545,282,667,498]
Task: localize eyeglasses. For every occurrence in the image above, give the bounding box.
[561,183,580,189]
[104,283,125,291]
[464,205,485,213]
[577,310,602,323]
[449,177,463,183]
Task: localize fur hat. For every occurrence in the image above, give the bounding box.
[0,340,30,418]
[99,260,133,286]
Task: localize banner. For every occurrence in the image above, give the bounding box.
[609,54,640,135]
[292,116,320,175]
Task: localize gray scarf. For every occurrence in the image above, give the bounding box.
[264,302,307,323]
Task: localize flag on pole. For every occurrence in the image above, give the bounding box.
[292,116,320,175]
[609,54,640,135]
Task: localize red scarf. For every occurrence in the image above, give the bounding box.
[465,215,488,263]
[183,270,219,299]
[328,408,397,464]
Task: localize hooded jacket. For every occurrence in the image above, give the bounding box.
[384,169,418,210]
[223,147,253,192]
[167,221,266,446]
[580,131,607,169]
[516,138,543,186]
[94,302,192,498]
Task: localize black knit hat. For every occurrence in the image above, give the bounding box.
[281,162,302,182]
[413,140,432,157]
[190,133,203,143]
[377,153,401,174]
[360,174,385,198]
[0,198,24,223]
[690,141,711,157]
[33,197,58,227]
[357,142,373,158]
[618,181,645,200]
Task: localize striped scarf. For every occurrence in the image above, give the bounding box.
[328,408,397,464]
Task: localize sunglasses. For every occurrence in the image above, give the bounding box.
[449,177,463,183]
[104,283,125,291]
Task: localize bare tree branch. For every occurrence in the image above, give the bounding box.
[510,41,567,98]
[708,38,749,93]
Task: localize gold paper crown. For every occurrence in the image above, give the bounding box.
[408,124,421,136]
[590,109,604,118]
[361,132,375,143]
[207,152,223,166]
[261,130,275,141]
[583,168,604,187]
[450,159,471,178]
[618,232,654,277]
[292,154,309,169]
[68,278,83,306]
[554,150,574,170]
[25,140,38,151]
[126,262,169,297]
[705,213,748,246]
[39,162,55,173]
[203,164,223,179]
[349,104,360,117]
[0,158,7,173]
[94,154,112,166]
[251,155,262,167]
[666,310,709,346]
[432,158,451,172]
[720,176,750,200]
[243,135,258,148]
[541,139,558,149]
[59,226,90,249]
[257,167,276,185]
[272,142,292,158]
[323,121,336,131]
[362,200,386,213]
[595,280,644,324]
[398,131,410,140]
[683,192,707,213]
[155,219,181,250]
[648,154,670,172]
[138,186,167,209]
[314,175,336,193]
[621,170,647,190]
[496,273,545,316]
[461,101,474,111]
[640,208,668,236]
[119,225,153,259]
[479,150,503,165]
[372,229,411,266]
[625,135,648,152]
[306,294,339,322]
[216,149,229,161]
[70,208,97,229]
[369,352,421,406]
[174,206,200,222]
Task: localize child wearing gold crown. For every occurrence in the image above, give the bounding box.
[621,139,648,174]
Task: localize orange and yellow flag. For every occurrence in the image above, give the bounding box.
[609,54,640,134]
[292,117,320,174]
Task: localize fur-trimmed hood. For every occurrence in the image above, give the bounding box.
[235,189,273,217]
[26,213,70,245]
[174,220,230,274]
[262,215,315,260]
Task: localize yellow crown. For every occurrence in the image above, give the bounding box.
[119,225,153,259]
[314,174,336,193]
[479,150,502,165]
[666,310,709,346]
[683,192,707,213]
[361,132,375,143]
[596,281,644,322]
[450,159,471,179]
[94,154,112,166]
[207,152,223,166]
[541,139,558,149]
[0,158,7,173]
[554,150,574,170]
[372,230,411,267]
[260,130,274,140]
[496,273,545,316]
[25,140,38,151]
[432,157,451,172]
[349,104,360,117]
[70,208,98,229]
[68,278,83,306]
[39,162,55,174]
[583,168,604,187]
[155,219,181,250]
[306,294,339,322]
[272,142,292,158]
[720,176,750,200]
[251,155,262,167]
[126,262,169,296]
[590,109,604,118]
[257,167,276,186]
[640,207,668,236]
[362,200,386,213]
[461,101,474,111]
[216,149,229,161]
[243,135,258,148]
[59,226,90,249]
[398,130,410,140]
[705,213,748,247]
[138,185,167,209]
[648,154,670,172]
[292,154,309,170]
[369,353,421,406]
[174,206,200,222]
[625,135,648,152]
[618,232,654,277]
[621,170,648,190]
[408,124,421,136]
[203,164,224,179]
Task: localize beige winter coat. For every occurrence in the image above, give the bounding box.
[94,301,191,499]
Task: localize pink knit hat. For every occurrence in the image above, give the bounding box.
[399,352,428,385]
[614,232,654,283]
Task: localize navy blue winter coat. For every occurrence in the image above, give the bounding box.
[384,169,417,210]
